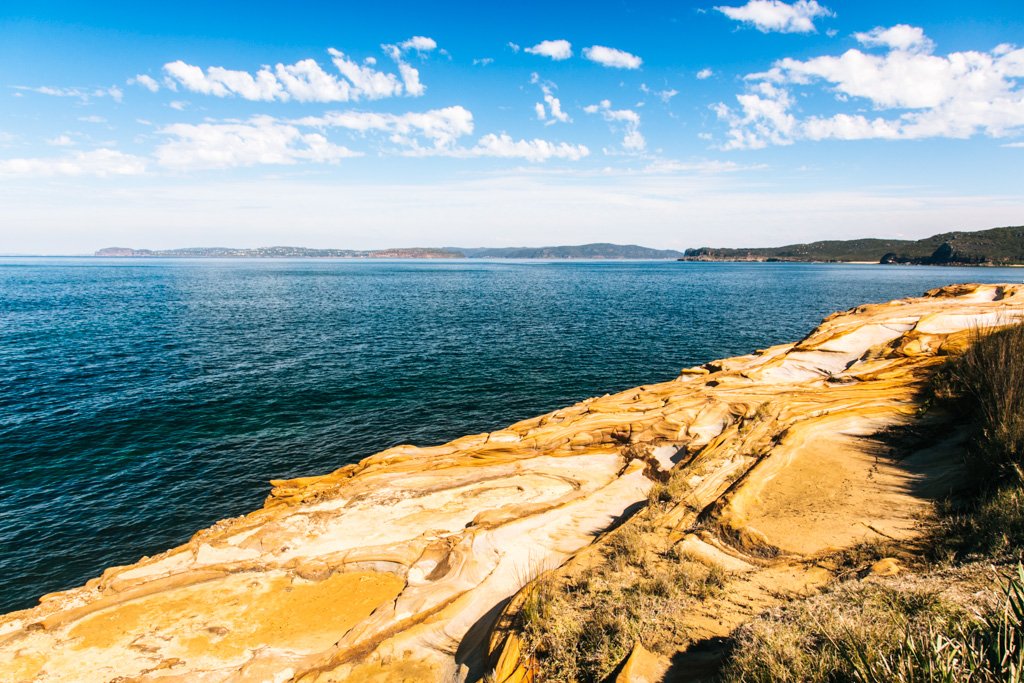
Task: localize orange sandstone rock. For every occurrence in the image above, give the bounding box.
[1,283,1022,682]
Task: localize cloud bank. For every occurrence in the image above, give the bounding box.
[715,26,1024,148]
[163,38,437,103]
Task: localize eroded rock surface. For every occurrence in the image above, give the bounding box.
[2,283,1022,683]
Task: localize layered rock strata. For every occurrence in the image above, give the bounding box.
[2,283,1022,683]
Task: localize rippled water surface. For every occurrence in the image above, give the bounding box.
[2,258,1021,612]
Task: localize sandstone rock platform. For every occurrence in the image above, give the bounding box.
[2,283,1022,682]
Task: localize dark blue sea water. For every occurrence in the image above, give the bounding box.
[2,258,1021,613]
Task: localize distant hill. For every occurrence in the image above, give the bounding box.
[95,246,463,259]
[681,225,1024,265]
[95,243,686,260]
[453,243,686,259]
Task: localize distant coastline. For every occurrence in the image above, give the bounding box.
[94,246,464,259]
[93,243,687,260]
[90,225,1024,264]
[678,224,1024,266]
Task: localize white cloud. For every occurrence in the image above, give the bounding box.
[422,134,589,162]
[329,49,401,99]
[297,106,583,162]
[642,158,766,174]
[278,57,355,101]
[473,57,494,66]
[854,24,934,53]
[163,61,287,100]
[468,134,588,161]
[155,117,360,169]
[716,28,1024,148]
[715,0,833,34]
[78,115,106,124]
[31,86,77,97]
[163,39,437,103]
[641,84,679,102]
[47,134,74,146]
[296,106,475,149]
[15,85,124,103]
[130,74,160,92]
[714,82,797,149]
[525,39,573,61]
[584,99,645,151]
[169,100,189,111]
[531,74,571,125]
[134,104,583,170]
[0,149,146,176]
[582,45,642,69]
[1003,141,1024,148]
[399,36,437,52]
[543,92,569,123]
[507,42,521,53]
[381,36,439,97]
[697,68,714,80]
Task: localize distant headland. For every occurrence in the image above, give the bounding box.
[94,244,688,259]
[94,246,464,259]
[95,226,1024,264]
[680,224,1024,265]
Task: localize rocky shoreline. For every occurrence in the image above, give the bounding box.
[3,283,1023,682]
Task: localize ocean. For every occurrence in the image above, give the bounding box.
[2,258,1021,613]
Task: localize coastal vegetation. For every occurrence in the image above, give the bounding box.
[681,224,1024,265]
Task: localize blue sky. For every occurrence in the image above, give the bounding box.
[1,0,1022,253]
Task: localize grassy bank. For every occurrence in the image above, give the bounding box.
[720,323,1024,682]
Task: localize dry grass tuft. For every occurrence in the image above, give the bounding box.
[721,564,1024,683]
[930,323,1024,562]
[934,322,1024,485]
[513,469,729,682]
